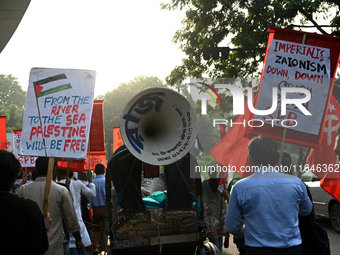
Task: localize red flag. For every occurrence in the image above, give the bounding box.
[209,98,251,179]
[219,124,227,138]
[112,126,124,153]
[0,116,6,149]
[306,95,340,202]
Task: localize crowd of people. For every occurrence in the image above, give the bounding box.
[0,133,333,255]
[1,153,110,255]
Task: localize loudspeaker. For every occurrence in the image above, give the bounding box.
[120,87,197,165]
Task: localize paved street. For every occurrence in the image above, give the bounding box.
[220,217,340,255]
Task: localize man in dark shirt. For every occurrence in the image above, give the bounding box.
[0,149,50,254]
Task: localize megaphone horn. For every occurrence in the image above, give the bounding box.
[120,87,197,165]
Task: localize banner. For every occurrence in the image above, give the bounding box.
[89,100,105,155]
[112,126,124,153]
[255,39,330,135]
[57,158,85,173]
[0,116,6,149]
[6,133,14,152]
[14,130,37,168]
[19,68,96,158]
[84,154,107,171]
[245,28,340,148]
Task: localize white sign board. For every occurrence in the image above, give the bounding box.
[19,68,96,159]
[14,131,37,167]
[255,39,331,135]
[6,133,13,153]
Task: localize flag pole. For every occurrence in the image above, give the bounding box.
[278,34,307,166]
[43,157,55,218]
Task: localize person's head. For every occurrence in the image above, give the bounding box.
[280,151,292,168]
[95,163,105,175]
[35,157,58,176]
[298,147,303,154]
[0,150,22,192]
[248,135,278,167]
[279,151,294,175]
[57,169,68,180]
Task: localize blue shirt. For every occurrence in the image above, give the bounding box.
[91,175,107,207]
[225,167,312,248]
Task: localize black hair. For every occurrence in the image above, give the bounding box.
[35,157,58,176]
[95,163,105,175]
[0,150,22,192]
[281,151,292,168]
[248,135,278,166]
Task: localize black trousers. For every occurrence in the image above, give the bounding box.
[246,245,303,255]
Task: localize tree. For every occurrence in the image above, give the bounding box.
[161,0,340,85]
[102,76,167,157]
[0,74,26,132]
[0,74,26,107]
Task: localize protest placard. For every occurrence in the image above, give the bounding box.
[6,132,13,152]
[19,68,96,158]
[14,130,37,168]
[255,39,331,135]
[245,28,340,148]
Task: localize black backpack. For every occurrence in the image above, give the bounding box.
[299,185,330,255]
[80,193,91,222]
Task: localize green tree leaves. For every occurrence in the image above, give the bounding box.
[0,74,26,132]
[162,0,340,85]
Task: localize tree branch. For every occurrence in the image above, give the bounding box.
[299,8,329,35]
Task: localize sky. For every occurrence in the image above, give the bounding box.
[0,0,186,97]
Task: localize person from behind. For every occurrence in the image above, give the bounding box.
[0,150,50,254]
[92,163,109,255]
[59,170,95,255]
[225,135,313,255]
[17,157,85,255]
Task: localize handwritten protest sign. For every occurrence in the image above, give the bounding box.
[6,133,13,152]
[19,68,96,159]
[255,39,331,135]
[14,130,37,168]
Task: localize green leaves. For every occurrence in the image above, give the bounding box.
[163,0,339,86]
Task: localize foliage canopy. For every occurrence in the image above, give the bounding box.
[161,0,340,85]
[0,74,26,132]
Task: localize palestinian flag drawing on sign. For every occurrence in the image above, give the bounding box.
[34,73,72,98]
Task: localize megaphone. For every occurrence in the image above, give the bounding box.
[120,87,197,165]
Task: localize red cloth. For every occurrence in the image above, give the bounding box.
[209,99,251,179]
[306,95,340,202]
[0,116,6,149]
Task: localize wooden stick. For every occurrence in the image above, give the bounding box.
[66,158,70,177]
[278,34,307,166]
[278,128,287,166]
[43,157,55,218]
[88,139,91,172]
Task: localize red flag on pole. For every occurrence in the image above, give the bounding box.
[306,95,340,202]
[0,116,6,149]
[209,97,251,179]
